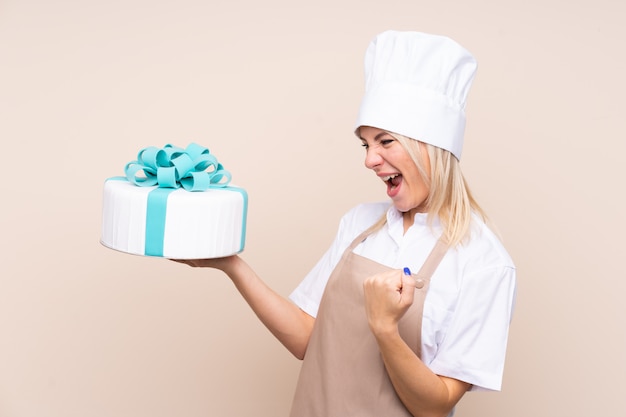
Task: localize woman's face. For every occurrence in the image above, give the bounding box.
[359,126,431,216]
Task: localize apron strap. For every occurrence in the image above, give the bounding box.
[413,238,449,281]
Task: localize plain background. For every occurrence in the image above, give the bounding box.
[1,0,624,416]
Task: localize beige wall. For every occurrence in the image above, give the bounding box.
[1,0,624,416]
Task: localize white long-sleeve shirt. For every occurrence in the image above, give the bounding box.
[289,202,517,391]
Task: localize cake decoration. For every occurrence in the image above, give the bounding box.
[124,143,232,191]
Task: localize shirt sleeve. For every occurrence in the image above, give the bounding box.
[428,264,517,391]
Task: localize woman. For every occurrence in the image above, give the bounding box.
[177,30,516,417]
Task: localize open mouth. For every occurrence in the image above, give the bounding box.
[382,174,402,191]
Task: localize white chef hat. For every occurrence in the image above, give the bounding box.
[354,30,477,160]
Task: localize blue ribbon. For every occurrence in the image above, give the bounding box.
[124,143,232,191]
[115,143,246,257]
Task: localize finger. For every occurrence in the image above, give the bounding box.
[170,259,197,267]
[398,267,413,289]
[400,275,417,306]
[401,274,417,291]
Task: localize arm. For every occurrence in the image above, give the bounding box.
[174,255,315,359]
[363,270,470,417]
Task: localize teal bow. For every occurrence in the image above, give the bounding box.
[124,143,231,191]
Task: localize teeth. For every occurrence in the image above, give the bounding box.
[382,174,399,182]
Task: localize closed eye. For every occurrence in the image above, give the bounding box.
[359,132,394,149]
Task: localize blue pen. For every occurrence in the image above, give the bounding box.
[403,267,411,276]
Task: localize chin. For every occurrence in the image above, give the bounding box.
[393,202,427,214]
[392,203,411,213]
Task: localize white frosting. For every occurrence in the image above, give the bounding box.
[101,180,247,259]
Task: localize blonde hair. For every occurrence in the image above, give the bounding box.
[390,132,488,247]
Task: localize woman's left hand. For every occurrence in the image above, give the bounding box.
[363,269,417,336]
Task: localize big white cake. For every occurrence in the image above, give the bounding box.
[100,143,248,259]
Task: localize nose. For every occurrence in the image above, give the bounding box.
[364,147,383,170]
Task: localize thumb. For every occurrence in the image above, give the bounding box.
[400,271,416,304]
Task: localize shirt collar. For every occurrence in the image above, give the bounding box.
[386,206,433,226]
[385,206,441,241]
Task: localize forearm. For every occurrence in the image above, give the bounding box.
[374,328,469,417]
[222,256,315,359]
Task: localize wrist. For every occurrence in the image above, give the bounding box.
[370,322,401,341]
[220,255,243,276]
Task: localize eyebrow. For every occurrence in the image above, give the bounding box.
[359,131,391,142]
